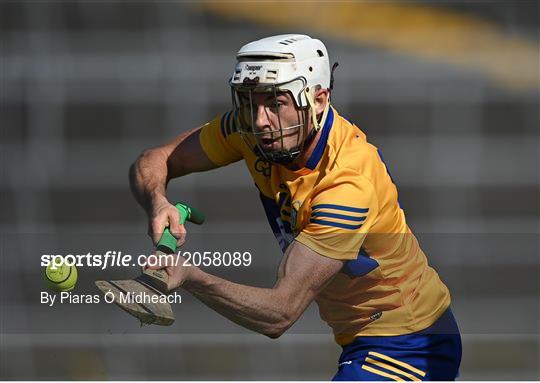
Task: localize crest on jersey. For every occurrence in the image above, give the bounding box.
[254,158,272,177]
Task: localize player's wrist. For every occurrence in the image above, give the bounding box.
[147,192,169,212]
[182,265,206,291]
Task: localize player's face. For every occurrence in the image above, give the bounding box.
[238,91,307,153]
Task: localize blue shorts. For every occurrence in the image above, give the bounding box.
[333,308,462,381]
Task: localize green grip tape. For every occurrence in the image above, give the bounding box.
[157,202,205,254]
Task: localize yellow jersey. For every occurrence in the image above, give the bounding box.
[199,107,451,345]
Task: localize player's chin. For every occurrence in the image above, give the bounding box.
[259,138,278,150]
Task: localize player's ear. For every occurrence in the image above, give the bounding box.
[313,88,329,115]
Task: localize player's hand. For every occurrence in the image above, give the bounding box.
[148,198,186,247]
[144,252,192,291]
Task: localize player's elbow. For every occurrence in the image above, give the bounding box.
[130,149,153,176]
[263,324,287,339]
[264,329,284,339]
[130,148,168,178]
[263,313,296,339]
[263,294,309,339]
[135,148,161,167]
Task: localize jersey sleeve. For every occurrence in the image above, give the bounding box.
[296,170,379,260]
[199,111,244,167]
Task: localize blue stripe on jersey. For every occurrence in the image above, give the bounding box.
[231,111,237,132]
[312,204,369,214]
[342,248,379,277]
[310,218,363,230]
[342,115,354,125]
[226,111,232,135]
[306,107,334,170]
[259,191,293,253]
[220,112,228,138]
[377,148,395,184]
[311,211,367,222]
[259,192,284,235]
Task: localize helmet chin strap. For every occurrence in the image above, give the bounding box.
[304,87,330,133]
[302,87,330,148]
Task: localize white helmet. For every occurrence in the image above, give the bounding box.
[229,34,333,164]
[231,34,330,107]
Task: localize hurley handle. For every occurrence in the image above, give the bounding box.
[140,202,205,293]
[156,203,205,253]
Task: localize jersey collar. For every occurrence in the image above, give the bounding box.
[305,106,335,170]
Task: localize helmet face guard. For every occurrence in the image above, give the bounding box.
[231,77,310,164]
[229,34,334,164]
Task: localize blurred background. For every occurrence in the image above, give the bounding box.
[1,0,538,380]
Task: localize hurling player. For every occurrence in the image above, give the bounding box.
[130,34,461,381]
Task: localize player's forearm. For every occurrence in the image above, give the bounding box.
[183,268,300,338]
[129,128,213,213]
[129,148,170,213]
